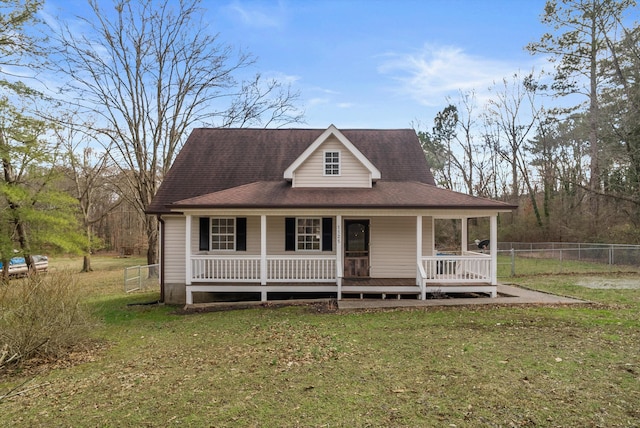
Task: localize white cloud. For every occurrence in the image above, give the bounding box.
[264,71,300,85]
[307,97,329,108]
[225,0,287,29]
[378,43,537,107]
[303,87,356,112]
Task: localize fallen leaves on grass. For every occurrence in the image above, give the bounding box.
[249,320,349,370]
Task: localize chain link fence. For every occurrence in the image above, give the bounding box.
[495,242,640,278]
[124,264,160,293]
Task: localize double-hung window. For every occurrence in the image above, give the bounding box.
[324,151,340,176]
[211,218,235,250]
[297,218,321,251]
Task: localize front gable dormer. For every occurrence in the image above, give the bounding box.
[283,125,381,188]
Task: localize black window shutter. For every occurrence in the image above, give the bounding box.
[199,217,210,251]
[285,217,296,251]
[322,217,333,251]
[236,217,247,251]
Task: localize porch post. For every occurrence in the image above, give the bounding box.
[461,216,468,253]
[416,215,422,260]
[490,214,498,285]
[260,215,267,301]
[336,215,342,299]
[185,214,192,285]
[416,215,424,300]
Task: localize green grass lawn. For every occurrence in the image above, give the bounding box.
[1,255,639,427]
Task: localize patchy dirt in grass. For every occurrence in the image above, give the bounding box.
[577,276,640,289]
[173,299,339,315]
[0,340,110,382]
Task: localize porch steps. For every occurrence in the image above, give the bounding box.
[341,286,421,293]
[341,278,421,299]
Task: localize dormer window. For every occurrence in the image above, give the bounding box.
[324,151,340,176]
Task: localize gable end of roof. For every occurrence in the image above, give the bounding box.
[283,124,381,181]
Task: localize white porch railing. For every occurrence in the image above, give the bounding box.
[192,255,261,282]
[421,252,491,284]
[190,255,336,283]
[268,256,336,282]
[191,253,489,287]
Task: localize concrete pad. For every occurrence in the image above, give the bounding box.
[337,284,587,310]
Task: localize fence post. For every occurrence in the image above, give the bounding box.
[138,265,142,290]
[123,267,127,292]
[510,248,515,277]
[609,245,613,266]
[559,249,563,273]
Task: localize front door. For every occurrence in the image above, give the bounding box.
[344,220,370,277]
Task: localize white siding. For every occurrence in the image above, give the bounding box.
[293,137,371,187]
[246,216,261,254]
[163,216,186,283]
[422,216,434,256]
[369,217,416,278]
[267,216,286,255]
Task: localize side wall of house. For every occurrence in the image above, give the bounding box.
[294,137,371,188]
[163,215,186,304]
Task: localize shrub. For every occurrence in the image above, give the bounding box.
[0,271,92,367]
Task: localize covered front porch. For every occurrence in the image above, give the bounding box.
[181,211,499,304]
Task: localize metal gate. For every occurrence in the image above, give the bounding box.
[124,264,160,293]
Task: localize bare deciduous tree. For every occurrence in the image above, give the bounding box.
[484,72,544,209]
[57,120,121,272]
[54,0,304,267]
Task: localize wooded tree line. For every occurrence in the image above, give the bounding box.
[418,0,640,244]
[0,0,637,278]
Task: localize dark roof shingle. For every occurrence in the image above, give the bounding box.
[170,181,517,210]
[148,128,436,213]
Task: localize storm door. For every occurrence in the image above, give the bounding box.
[344,220,370,277]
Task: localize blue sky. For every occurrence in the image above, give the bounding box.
[44,0,551,130]
[210,0,550,129]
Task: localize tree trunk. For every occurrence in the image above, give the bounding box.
[588,9,600,234]
[1,257,9,282]
[82,254,93,272]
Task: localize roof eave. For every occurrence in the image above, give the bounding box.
[168,203,518,211]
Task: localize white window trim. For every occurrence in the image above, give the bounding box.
[323,150,341,176]
[211,217,236,251]
[296,217,322,252]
